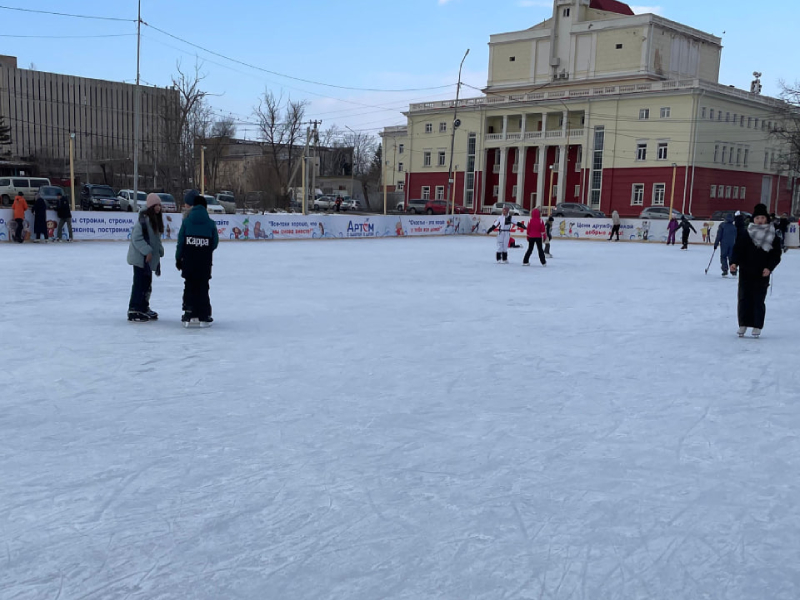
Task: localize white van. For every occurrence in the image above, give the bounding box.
[0,176,51,206]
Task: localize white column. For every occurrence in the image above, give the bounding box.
[562,110,568,136]
[557,145,567,204]
[516,145,526,206]
[536,146,546,208]
[498,147,507,203]
[502,115,509,141]
[541,112,548,136]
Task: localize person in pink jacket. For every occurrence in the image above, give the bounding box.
[522,208,547,266]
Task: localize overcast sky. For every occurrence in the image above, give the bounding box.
[1,0,796,140]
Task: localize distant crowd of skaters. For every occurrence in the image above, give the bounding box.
[488,202,785,338]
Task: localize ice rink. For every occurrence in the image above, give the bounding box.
[2,236,799,600]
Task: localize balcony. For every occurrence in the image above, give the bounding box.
[493,164,501,174]
[525,132,543,140]
[545,131,563,139]
[486,133,504,141]
[506,133,522,141]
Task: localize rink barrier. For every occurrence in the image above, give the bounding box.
[1,209,797,247]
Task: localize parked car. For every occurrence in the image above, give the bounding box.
[157,193,178,213]
[202,194,225,214]
[0,176,51,205]
[80,184,120,211]
[313,195,335,211]
[215,192,236,214]
[424,200,468,215]
[710,210,752,221]
[490,202,530,216]
[553,202,605,218]
[406,199,429,214]
[638,207,693,220]
[117,189,148,212]
[35,185,66,210]
[349,198,365,211]
[395,201,405,212]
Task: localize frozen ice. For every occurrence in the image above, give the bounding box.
[1,237,799,599]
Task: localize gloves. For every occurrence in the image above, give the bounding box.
[175,258,183,271]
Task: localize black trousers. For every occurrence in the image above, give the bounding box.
[523,237,546,265]
[681,232,690,249]
[128,266,153,312]
[14,218,24,242]
[183,277,211,320]
[738,280,769,329]
[609,224,620,240]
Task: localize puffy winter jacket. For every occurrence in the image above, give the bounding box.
[731,225,781,282]
[12,195,28,219]
[526,209,546,238]
[127,211,165,271]
[714,215,737,251]
[176,205,219,279]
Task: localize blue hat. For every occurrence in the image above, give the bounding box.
[184,189,200,206]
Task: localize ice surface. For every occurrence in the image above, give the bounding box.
[2,237,799,600]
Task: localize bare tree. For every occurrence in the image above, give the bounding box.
[344,129,378,209]
[775,82,800,212]
[204,117,236,192]
[253,91,308,207]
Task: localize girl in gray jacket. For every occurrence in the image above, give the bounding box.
[127,194,165,322]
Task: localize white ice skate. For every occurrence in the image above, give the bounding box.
[751,328,761,338]
[737,326,747,338]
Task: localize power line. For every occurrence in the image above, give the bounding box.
[0,33,136,39]
[0,4,134,22]
[143,23,456,94]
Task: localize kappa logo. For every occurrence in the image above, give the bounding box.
[186,236,210,247]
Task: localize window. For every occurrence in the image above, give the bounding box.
[492,185,499,197]
[714,144,720,163]
[552,185,558,198]
[765,151,769,169]
[754,118,759,129]
[439,122,447,133]
[741,187,746,199]
[747,117,752,128]
[631,184,645,206]
[736,148,742,166]
[422,186,431,200]
[397,181,404,191]
[743,148,749,167]
[437,150,446,166]
[710,185,717,198]
[740,115,745,127]
[616,43,623,49]
[509,56,516,62]
[398,144,404,154]
[657,142,668,160]
[733,186,739,199]
[722,146,728,164]
[701,107,707,119]
[423,151,431,167]
[733,113,737,124]
[652,183,666,206]
[718,111,723,121]
[563,8,571,16]
[729,148,734,165]
[660,107,671,119]
[710,109,715,119]
[639,108,650,120]
[725,186,732,199]
[397,162,404,172]
[511,185,518,197]
[574,184,581,197]
[435,186,445,200]
[636,143,647,161]
[726,112,730,122]
[530,192,538,205]
[425,123,433,134]
[590,126,605,208]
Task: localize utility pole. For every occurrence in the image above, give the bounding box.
[446,49,470,216]
[668,162,678,218]
[69,133,76,211]
[133,0,142,205]
[310,120,321,207]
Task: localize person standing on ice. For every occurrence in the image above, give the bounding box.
[678,216,696,250]
[487,206,524,263]
[730,203,781,338]
[12,191,28,243]
[608,210,621,241]
[714,214,737,277]
[126,193,164,322]
[544,215,554,258]
[521,208,547,267]
[33,191,49,242]
[666,217,679,246]
[176,191,219,324]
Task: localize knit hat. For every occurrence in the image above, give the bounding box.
[752,203,769,219]
[145,193,161,209]
[184,189,200,207]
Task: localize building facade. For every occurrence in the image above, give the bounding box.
[0,54,178,187]
[385,0,799,217]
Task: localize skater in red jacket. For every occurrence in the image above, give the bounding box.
[522,208,547,266]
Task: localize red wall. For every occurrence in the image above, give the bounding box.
[406,172,466,206]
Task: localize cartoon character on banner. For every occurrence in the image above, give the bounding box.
[444,218,456,235]
[701,222,713,243]
[164,215,173,240]
[46,219,57,239]
[243,217,250,239]
[559,220,566,237]
[642,220,650,241]
[0,217,8,241]
[569,222,576,237]
[395,221,406,236]
[231,227,243,240]
[254,221,273,239]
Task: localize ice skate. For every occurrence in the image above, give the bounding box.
[127,310,150,323]
[722,272,728,277]
[522,262,530,267]
[145,310,159,320]
[737,326,747,338]
[545,252,553,258]
[751,328,761,338]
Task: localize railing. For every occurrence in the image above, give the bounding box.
[493,164,501,174]
[532,164,540,173]
[525,132,543,140]
[486,133,504,141]
[512,164,519,173]
[506,133,522,141]
[545,131,563,138]
[408,78,787,112]
[567,129,585,138]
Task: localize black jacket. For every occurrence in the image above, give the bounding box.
[731,227,782,282]
[33,197,48,234]
[678,219,696,235]
[56,196,72,219]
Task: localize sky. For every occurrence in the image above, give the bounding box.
[0,0,797,142]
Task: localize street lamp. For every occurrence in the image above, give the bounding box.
[201,145,207,196]
[344,125,357,203]
[547,163,556,215]
[669,162,678,219]
[446,49,470,216]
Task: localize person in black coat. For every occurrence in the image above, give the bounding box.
[55,191,73,241]
[33,194,49,242]
[730,203,782,337]
[678,216,696,250]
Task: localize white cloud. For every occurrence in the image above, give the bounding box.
[630,5,664,15]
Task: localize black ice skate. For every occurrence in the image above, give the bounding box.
[128,310,150,323]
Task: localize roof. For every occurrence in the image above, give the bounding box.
[590,0,635,15]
